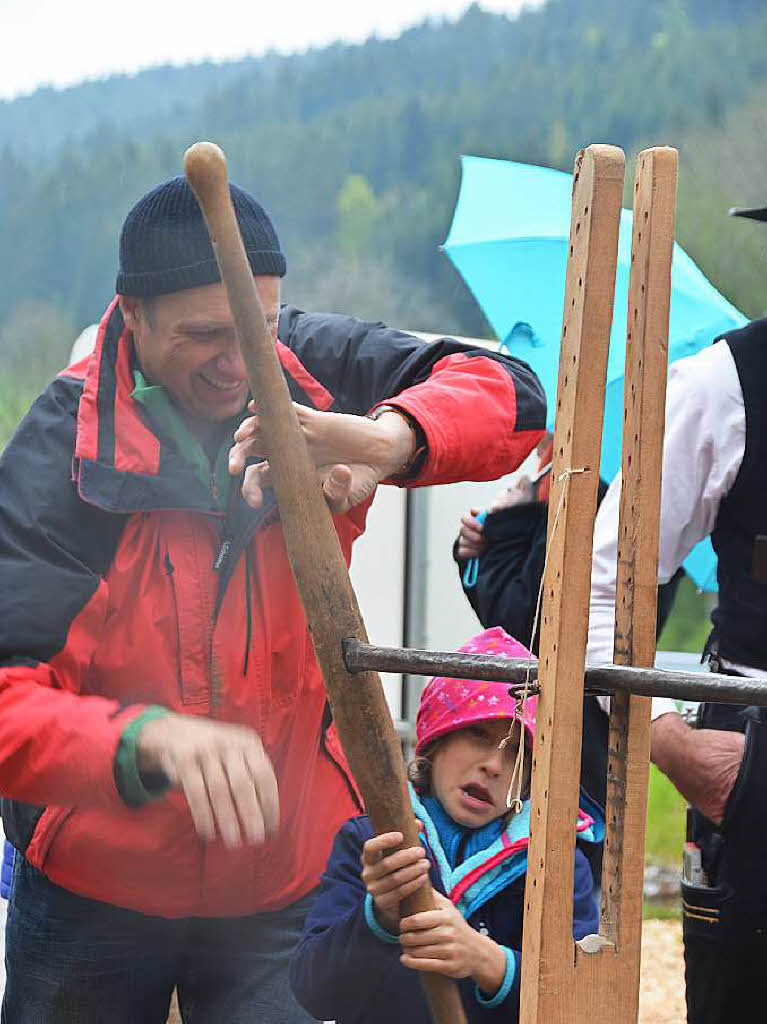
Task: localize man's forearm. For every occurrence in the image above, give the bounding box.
[650,712,744,825]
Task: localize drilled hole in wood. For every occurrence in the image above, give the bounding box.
[644,209,649,222]
[576,222,580,234]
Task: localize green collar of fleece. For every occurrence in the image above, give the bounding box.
[131,368,235,508]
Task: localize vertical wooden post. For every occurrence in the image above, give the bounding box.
[520,144,625,1023]
[520,146,677,1024]
[598,146,678,1016]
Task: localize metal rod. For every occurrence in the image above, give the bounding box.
[342,639,767,706]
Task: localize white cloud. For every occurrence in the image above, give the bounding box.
[0,0,541,101]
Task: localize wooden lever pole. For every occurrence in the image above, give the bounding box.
[184,141,467,1024]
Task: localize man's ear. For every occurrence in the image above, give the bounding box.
[118,295,141,334]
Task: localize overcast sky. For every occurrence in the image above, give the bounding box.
[0,0,541,101]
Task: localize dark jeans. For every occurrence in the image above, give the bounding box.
[2,857,318,1024]
[683,702,767,1023]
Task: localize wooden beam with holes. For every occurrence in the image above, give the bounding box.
[519,145,678,1024]
[518,143,624,1024]
[595,146,678,1021]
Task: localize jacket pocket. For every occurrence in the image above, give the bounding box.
[267,632,310,712]
[26,805,75,871]
[165,535,211,707]
[720,715,757,833]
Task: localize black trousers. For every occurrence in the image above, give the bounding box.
[683,703,767,1023]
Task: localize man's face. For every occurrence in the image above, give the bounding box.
[120,277,280,430]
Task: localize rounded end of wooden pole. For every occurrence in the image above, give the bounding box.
[183,141,230,211]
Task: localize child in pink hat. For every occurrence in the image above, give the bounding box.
[291,627,603,1023]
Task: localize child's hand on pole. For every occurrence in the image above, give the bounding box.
[360,830,430,934]
[399,892,508,997]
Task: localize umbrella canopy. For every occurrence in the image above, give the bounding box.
[444,155,747,591]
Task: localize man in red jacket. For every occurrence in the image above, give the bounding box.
[0,175,545,1022]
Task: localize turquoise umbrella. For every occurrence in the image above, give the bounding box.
[444,155,747,591]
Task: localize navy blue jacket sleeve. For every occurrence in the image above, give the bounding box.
[290,817,522,1023]
[456,481,681,654]
[289,817,404,1021]
[572,848,599,939]
[455,503,547,650]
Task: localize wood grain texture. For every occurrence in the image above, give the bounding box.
[183,141,467,1024]
[519,144,625,1024]
[597,147,678,1020]
[520,146,677,1024]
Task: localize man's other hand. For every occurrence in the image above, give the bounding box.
[228,403,416,513]
[137,714,279,848]
[651,712,745,825]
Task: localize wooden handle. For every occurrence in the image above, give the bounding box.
[184,142,468,1024]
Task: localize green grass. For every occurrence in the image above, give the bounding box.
[657,575,712,654]
[642,899,681,921]
[645,763,686,866]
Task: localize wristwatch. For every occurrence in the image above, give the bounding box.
[367,404,428,480]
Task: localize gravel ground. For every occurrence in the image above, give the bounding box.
[639,918,686,1024]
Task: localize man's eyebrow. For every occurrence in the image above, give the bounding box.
[175,319,234,334]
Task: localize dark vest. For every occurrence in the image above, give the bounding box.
[710,317,767,671]
[694,319,767,884]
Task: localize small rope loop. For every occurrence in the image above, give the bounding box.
[501,464,589,813]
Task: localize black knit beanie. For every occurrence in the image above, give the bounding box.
[116,176,286,297]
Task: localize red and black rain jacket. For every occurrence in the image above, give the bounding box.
[0,299,545,918]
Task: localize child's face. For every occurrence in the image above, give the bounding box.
[430,719,525,828]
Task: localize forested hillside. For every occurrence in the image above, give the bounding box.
[0,0,765,438]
